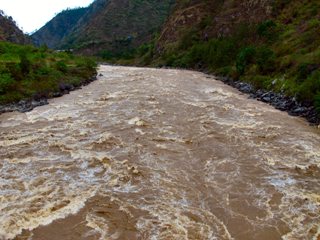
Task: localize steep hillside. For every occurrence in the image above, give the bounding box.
[31,7,88,48]
[0,10,30,44]
[0,14,97,109]
[157,0,273,51]
[138,0,320,118]
[32,0,175,56]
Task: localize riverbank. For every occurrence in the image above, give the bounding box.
[0,42,97,114]
[158,64,320,126]
[213,75,320,126]
[0,74,97,114]
[1,62,319,126]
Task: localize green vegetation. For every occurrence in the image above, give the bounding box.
[33,0,175,56]
[0,42,96,104]
[126,0,320,113]
[32,7,88,48]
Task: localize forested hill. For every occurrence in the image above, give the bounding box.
[31,7,89,49]
[0,10,30,44]
[31,0,176,56]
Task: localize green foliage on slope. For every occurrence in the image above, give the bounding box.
[32,0,175,57]
[0,42,96,104]
[31,7,88,48]
[133,0,320,112]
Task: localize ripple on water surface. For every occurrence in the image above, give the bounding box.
[0,65,319,240]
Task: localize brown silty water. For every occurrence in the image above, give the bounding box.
[0,65,319,240]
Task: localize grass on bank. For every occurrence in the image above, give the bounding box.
[0,41,97,104]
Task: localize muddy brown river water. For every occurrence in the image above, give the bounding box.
[0,65,319,240]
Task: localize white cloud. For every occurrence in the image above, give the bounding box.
[0,0,94,33]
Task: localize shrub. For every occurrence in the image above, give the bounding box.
[6,63,23,81]
[55,61,68,73]
[100,50,114,60]
[297,70,320,101]
[296,63,319,83]
[297,63,311,81]
[19,51,31,74]
[207,39,237,68]
[137,43,153,57]
[0,73,15,94]
[236,46,256,75]
[256,46,276,74]
[257,20,278,41]
[178,28,199,50]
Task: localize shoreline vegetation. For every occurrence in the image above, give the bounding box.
[0,41,97,114]
[98,0,320,126]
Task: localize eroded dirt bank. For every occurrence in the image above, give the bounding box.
[0,65,319,240]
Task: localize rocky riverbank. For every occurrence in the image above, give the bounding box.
[0,75,98,114]
[216,76,320,125]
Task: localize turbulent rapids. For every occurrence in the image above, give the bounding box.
[0,65,319,240]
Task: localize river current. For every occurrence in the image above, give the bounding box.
[0,65,319,239]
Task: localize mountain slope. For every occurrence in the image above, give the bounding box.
[31,7,88,48]
[141,0,320,116]
[32,0,175,55]
[0,10,30,44]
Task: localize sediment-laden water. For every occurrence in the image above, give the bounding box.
[0,65,319,240]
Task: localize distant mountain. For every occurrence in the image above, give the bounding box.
[0,10,30,44]
[32,0,175,55]
[31,7,88,48]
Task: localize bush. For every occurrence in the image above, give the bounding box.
[236,46,256,75]
[257,20,278,41]
[6,63,23,81]
[178,28,199,50]
[256,46,276,74]
[297,70,320,101]
[0,73,15,94]
[55,61,68,73]
[296,63,319,82]
[183,38,237,69]
[19,52,31,74]
[100,50,114,60]
[207,39,237,68]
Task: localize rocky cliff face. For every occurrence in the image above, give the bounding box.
[0,10,30,44]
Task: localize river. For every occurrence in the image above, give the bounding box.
[0,65,319,240]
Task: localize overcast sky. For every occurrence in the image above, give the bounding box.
[0,0,94,34]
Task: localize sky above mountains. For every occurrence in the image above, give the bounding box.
[0,0,94,33]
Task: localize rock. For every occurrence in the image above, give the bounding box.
[261,96,271,102]
[216,74,320,125]
[291,107,307,115]
[239,84,253,94]
[52,92,63,98]
[59,83,73,92]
